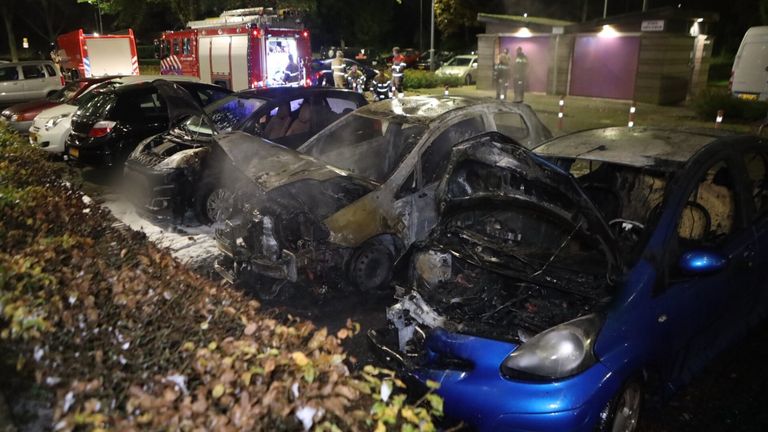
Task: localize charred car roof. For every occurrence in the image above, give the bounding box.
[357,96,526,124]
[533,127,736,170]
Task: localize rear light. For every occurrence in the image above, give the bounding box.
[20,111,38,121]
[252,29,262,38]
[60,75,66,86]
[304,79,311,87]
[302,30,309,38]
[88,120,116,138]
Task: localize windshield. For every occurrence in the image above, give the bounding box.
[48,81,82,102]
[446,57,473,67]
[301,113,427,182]
[183,94,266,135]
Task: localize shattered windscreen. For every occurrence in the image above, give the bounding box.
[300,113,427,182]
[183,95,266,135]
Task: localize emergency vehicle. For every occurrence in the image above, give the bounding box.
[56,29,140,79]
[158,7,311,90]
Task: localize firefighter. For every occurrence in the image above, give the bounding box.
[331,51,346,88]
[373,70,392,101]
[494,48,511,100]
[513,46,529,103]
[346,64,365,93]
[391,46,406,97]
[284,54,300,83]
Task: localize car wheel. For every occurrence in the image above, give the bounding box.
[194,178,232,225]
[349,240,394,292]
[465,74,473,85]
[597,378,643,432]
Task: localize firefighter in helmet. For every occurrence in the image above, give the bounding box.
[391,46,406,96]
[346,64,365,93]
[373,70,392,101]
[332,50,346,88]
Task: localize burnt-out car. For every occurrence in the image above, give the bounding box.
[124,86,367,224]
[370,128,768,431]
[213,96,551,295]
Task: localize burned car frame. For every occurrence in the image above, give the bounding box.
[123,86,367,224]
[214,96,552,294]
[370,128,768,431]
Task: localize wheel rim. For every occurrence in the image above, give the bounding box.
[353,247,391,290]
[611,383,642,432]
[206,188,232,223]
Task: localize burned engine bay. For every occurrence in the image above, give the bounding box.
[384,135,675,352]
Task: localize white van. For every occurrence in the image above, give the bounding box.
[731,26,768,101]
[0,61,64,105]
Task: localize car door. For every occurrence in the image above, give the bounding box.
[20,64,48,99]
[392,114,488,246]
[0,65,22,103]
[651,155,756,387]
[114,89,169,151]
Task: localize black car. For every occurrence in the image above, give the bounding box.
[415,50,454,70]
[310,58,378,88]
[65,79,231,167]
[124,86,368,224]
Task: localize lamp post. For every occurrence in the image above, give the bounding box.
[430,0,435,71]
[603,0,608,18]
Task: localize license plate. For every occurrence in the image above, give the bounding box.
[29,133,37,144]
[737,93,759,101]
[68,147,79,158]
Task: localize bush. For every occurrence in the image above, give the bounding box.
[0,125,443,431]
[403,70,463,89]
[692,88,768,122]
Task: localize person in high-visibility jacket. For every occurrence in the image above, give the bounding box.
[332,51,346,88]
[391,47,406,96]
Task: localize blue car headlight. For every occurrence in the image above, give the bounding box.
[501,314,602,381]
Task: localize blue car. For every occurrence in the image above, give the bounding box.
[370,128,768,431]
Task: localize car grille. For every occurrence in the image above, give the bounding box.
[130,152,167,168]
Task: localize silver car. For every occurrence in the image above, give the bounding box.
[214,96,552,295]
[0,61,64,106]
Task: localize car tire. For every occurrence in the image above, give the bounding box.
[465,74,473,85]
[193,178,232,225]
[596,378,643,432]
[348,240,395,292]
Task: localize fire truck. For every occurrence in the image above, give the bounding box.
[56,29,140,79]
[158,7,312,90]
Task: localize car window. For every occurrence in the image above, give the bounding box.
[326,97,359,114]
[193,87,231,107]
[743,152,768,221]
[494,112,529,143]
[0,66,19,82]
[183,38,193,56]
[113,90,164,122]
[185,95,266,134]
[677,160,737,245]
[80,92,117,120]
[420,116,486,185]
[21,64,45,79]
[44,64,57,77]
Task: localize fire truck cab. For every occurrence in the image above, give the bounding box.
[56,29,140,80]
[158,8,311,90]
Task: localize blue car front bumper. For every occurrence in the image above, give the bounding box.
[370,328,622,431]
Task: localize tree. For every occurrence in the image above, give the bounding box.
[20,0,73,45]
[0,0,19,61]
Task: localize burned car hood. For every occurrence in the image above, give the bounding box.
[215,131,377,193]
[436,132,621,273]
[391,133,621,342]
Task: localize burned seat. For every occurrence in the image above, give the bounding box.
[264,103,292,140]
[286,103,312,136]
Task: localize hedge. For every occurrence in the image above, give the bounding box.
[402,70,463,90]
[691,88,768,123]
[0,124,443,431]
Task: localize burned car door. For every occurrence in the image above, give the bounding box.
[740,149,768,320]
[393,115,487,246]
[652,157,756,386]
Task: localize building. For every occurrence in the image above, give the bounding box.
[477,7,718,104]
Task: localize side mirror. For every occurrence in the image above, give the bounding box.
[472,63,478,69]
[679,250,727,275]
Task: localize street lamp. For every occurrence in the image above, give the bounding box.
[430,0,435,71]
